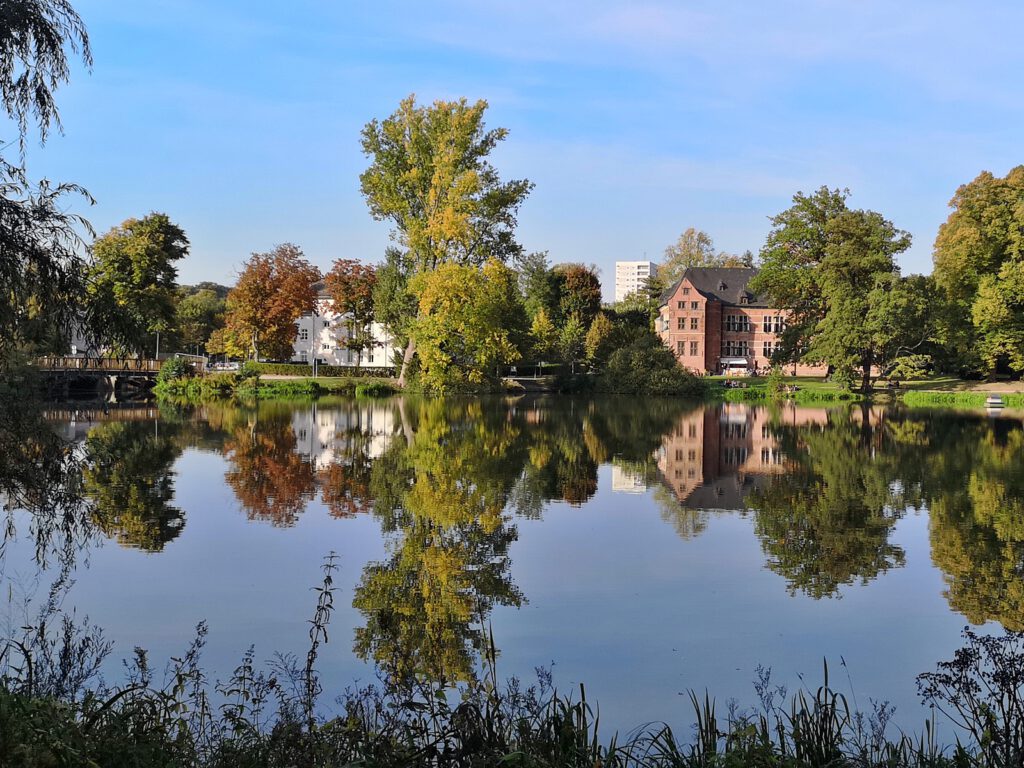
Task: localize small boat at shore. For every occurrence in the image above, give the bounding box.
[985,394,1005,409]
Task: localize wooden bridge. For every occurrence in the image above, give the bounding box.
[38,356,163,373]
[36,356,163,399]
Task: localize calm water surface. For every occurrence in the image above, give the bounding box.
[4,396,1023,734]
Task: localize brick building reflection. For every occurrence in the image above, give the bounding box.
[656,403,831,510]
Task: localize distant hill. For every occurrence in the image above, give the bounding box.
[179,282,231,299]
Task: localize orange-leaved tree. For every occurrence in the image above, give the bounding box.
[224,244,320,360]
[324,258,378,368]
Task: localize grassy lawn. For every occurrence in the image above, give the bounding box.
[706,374,1024,408]
[707,375,861,402]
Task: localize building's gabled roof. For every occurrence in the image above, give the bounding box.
[659,267,768,308]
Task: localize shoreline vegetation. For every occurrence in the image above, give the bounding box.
[151,361,1024,411]
[3,559,1023,767]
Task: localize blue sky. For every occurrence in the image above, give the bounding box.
[18,0,1024,299]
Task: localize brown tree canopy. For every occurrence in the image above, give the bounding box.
[324,258,378,363]
[553,263,602,328]
[223,417,317,526]
[224,243,320,360]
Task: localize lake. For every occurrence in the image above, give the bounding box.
[3,396,1022,736]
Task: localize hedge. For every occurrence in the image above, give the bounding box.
[250,362,396,378]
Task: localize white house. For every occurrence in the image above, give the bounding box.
[290,292,396,369]
[291,401,398,467]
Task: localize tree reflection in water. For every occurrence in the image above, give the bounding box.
[11,394,1024,685]
[83,420,185,551]
[922,417,1024,630]
[653,403,1024,627]
[223,408,317,527]
[352,395,686,685]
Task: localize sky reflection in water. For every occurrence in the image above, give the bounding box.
[4,396,1023,734]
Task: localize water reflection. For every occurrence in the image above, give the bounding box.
[8,396,1024,683]
[83,420,184,551]
[922,417,1024,630]
[223,409,318,527]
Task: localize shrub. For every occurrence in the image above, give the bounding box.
[238,360,261,380]
[595,336,707,397]
[355,382,396,398]
[250,362,396,378]
[157,357,192,382]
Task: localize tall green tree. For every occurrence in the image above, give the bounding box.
[0,174,92,361]
[372,246,417,366]
[933,167,1024,376]
[360,95,533,385]
[175,288,225,354]
[585,311,615,365]
[86,213,189,357]
[559,314,586,374]
[517,250,561,323]
[529,307,558,363]
[751,188,914,391]
[409,259,527,390]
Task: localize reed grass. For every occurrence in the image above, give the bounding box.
[2,557,1019,767]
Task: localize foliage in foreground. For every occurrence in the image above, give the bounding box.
[595,335,708,397]
[4,554,1021,767]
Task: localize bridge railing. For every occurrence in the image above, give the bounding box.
[38,357,163,372]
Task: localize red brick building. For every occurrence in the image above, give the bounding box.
[657,267,825,376]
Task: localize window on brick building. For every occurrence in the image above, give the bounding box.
[763,341,774,358]
[676,340,685,354]
[688,450,696,461]
[677,317,685,330]
[682,287,690,295]
[688,424,696,438]
[690,317,698,330]
[763,316,771,332]
[690,340,698,356]
[690,301,698,310]
[724,340,750,356]
[677,301,685,309]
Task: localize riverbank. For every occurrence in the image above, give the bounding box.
[154,365,1024,409]
[707,374,1024,407]
[153,371,398,401]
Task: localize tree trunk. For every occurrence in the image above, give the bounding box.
[860,353,874,394]
[397,338,416,388]
[397,396,415,447]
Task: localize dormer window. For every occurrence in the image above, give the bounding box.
[718,281,727,291]
[739,296,748,305]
